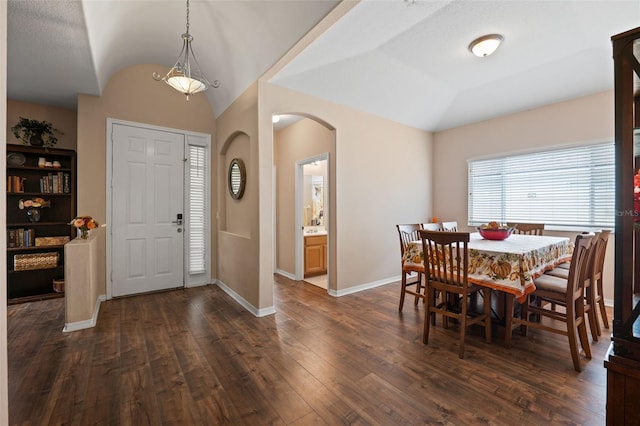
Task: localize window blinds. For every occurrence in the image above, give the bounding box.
[188,145,207,274]
[468,143,615,228]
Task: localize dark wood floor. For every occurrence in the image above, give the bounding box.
[8,275,611,425]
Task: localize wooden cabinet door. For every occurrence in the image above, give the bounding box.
[305,244,325,276]
[304,235,327,277]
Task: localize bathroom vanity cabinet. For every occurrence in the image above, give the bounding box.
[304,234,327,277]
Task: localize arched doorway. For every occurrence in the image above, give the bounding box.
[272,113,336,292]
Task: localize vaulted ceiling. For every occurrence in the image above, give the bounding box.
[7,0,640,132]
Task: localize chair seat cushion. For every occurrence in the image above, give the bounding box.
[534,274,567,294]
[544,267,569,279]
[403,263,425,273]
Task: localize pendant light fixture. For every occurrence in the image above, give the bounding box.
[153,0,218,100]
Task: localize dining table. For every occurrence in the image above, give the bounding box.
[402,232,573,304]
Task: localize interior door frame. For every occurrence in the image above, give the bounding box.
[295,153,330,284]
[106,118,211,299]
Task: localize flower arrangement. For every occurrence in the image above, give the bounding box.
[18,197,50,209]
[70,215,99,239]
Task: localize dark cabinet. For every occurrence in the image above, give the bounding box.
[606,26,640,424]
[6,145,76,303]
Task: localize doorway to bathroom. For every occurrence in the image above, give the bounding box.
[296,154,329,289]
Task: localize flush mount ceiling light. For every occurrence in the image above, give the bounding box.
[153,0,218,100]
[468,34,504,57]
[272,115,281,123]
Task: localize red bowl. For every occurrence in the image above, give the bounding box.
[477,227,513,240]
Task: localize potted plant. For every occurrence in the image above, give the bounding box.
[11,117,63,149]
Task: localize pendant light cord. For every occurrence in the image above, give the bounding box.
[185,0,190,35]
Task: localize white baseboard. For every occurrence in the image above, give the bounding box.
[275,269,296,280]
[215,279,276,317]
[63,294,106,332]
[328,276,399,297]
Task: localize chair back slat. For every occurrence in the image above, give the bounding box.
[441,221,458,232]
[507,222,545,236]
[422,223,441,231]
[592,229,611,281]
[565,233,595,314]
[396,224,421,255]
[420,230,469,289]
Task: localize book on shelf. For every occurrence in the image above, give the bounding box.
[7,229,17,248]
[39,172,67,194]
[7,175,25,193]
[8,228,36,248]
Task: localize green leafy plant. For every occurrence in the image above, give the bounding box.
[11,117,63,149]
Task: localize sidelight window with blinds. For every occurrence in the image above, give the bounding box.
[468,142,615,229]
[188,144,208,275]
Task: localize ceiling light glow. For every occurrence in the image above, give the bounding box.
[468,34,504,57]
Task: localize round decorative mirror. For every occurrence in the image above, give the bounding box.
[228,158,246,200]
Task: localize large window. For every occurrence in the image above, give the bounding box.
[468,143,614,229]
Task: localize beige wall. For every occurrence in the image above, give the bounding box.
[222,132,251,236]
[433,90,615,303]
[215,83,262,309]
[7,99,77,150]
[258,82,433,299]
[274,117,335,276]
[77,63,216,296]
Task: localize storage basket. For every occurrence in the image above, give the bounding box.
[14,252,59,271]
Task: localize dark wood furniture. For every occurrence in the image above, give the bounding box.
[512,233,595,371]
[6,145,76,303]
[419,230,491,359]
[592,230,612,334]
[607,26,640,425]
[395,224,425,310]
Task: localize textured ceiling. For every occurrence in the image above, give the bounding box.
[7,0,339,117]
[271,0,640,131]
[7,0,640,132]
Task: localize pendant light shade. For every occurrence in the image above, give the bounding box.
[153,0,218,100]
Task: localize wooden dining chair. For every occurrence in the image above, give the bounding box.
[550,230,611,333]
[441,221,458,232]
[506,222,545,236]
[421,223,441,231]
[544,232,601,341]
[419,230,492,359]
[396,224,425,311]
[591,230,611,331]
[509,233,594,372]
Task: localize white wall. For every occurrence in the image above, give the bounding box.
[433,90,615,303]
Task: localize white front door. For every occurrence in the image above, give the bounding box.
[111,123,185,297]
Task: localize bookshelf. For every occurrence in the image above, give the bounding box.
[6,145,76,303]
